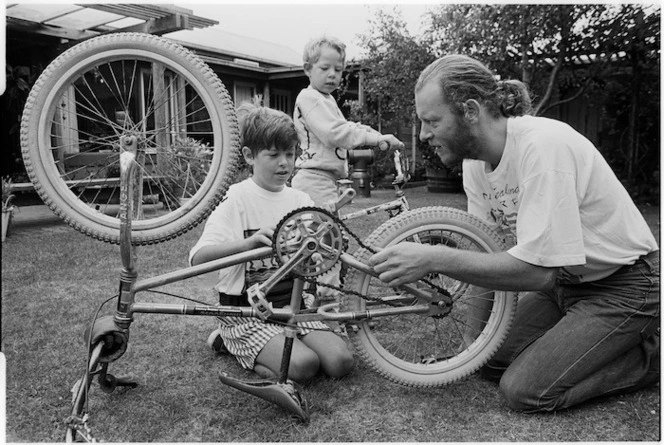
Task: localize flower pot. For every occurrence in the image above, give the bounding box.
[426,167,462,193]
[2,208,14,242]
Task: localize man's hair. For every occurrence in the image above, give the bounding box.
[236,102,299,156]
[302,35,346,70]
[415,54,532,118]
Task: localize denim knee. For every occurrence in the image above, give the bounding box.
[499,367,557,412]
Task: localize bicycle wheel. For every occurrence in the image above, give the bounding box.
[20,33,240,244]
[341,206,518,387]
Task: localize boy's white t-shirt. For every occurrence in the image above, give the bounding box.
[463,115,658,283]
[188,178,314,294]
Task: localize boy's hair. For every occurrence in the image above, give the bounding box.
[415,54,532,118]
[236,102,299,156]
[302,35,346,70]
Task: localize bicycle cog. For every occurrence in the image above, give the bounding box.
[273,207,345,278]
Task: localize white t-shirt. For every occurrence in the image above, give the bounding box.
[463,115,658,283]
[188,178,314,294]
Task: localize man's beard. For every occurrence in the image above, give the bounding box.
[438,116,478,171]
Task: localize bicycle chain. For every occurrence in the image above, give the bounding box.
[272,207,452,307]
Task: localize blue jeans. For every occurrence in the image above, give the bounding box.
[481,251,660,412]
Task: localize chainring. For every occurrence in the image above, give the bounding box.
[273,207,346,277]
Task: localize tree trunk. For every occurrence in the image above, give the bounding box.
[411,113,417,176]
[627,44,641,182]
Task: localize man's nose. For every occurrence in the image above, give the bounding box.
[419,125,431,142]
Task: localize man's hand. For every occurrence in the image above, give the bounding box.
[369,242,436,287]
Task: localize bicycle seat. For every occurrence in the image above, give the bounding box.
[218,372,309,422]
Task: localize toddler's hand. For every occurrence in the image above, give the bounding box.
[378,135,405,151]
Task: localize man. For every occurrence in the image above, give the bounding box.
[369,54,659,412]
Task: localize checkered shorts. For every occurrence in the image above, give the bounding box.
[216,315,330,370]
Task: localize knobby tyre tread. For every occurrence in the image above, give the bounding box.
[20,32,241,244]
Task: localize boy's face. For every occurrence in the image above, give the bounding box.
[305,45,344,95]
[243,144,296,192]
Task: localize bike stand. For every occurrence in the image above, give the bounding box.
[218,372,309,422]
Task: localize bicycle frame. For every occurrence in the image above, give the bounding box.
[74,137,442,431]
[339,148,411,221]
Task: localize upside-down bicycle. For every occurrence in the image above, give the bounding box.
[19,32,518,442]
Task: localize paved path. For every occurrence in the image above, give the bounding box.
[5,205,71,237]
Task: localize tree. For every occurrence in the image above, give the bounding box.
[420,4,659,197]
[424,4,620,115]
[348,7,437,176]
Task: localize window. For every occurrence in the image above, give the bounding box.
[270,89,291,114]
[234,81,257,106]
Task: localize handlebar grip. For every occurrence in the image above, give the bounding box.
[378,140,389,151]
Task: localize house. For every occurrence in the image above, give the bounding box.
[4,3,366,185]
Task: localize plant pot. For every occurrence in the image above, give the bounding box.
[2,208,14,242]
[426,167,463,193]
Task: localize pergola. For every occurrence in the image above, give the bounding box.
[6,3,218,44]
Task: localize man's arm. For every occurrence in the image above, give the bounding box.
[369,242,558,291]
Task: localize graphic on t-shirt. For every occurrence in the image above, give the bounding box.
[298,149,316,162]
[489,208,518,246]
[244,228,280,285]
[482,183,520,246]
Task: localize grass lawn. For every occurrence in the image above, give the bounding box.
[2,186,660,442]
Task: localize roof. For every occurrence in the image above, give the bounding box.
[6,3,218,39]
[6,3,303,68]
[166,27,303,68]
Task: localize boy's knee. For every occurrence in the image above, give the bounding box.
[289,349,320,382]
[324,349,354,378]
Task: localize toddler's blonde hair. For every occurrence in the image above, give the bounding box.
[302,35,346,70]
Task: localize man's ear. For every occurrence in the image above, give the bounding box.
[242,146,254,165]
[463,99,481,123]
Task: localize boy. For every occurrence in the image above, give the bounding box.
[291,35,404,310]
[189,103,354,382]
[291,34,404,206]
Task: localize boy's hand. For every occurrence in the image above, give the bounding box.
[378,135,405,151]
[248,227,274,249]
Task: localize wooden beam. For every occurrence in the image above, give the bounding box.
[6,16,98,40]
[111,13,192,36]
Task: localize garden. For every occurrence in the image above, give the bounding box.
[1,3,660,442]
[2,186,660,442]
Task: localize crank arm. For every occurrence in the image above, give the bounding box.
[218,372,309,422]
[259,243,310,294]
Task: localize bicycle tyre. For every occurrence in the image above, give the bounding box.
[341,206,518,387]
[20,33,240,244]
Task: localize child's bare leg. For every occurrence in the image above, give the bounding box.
[254,334,320,382]
[301,331,354,378]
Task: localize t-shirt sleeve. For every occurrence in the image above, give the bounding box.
[298,91,380,148]
[507,169,586,267]
[188,193,243,266]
